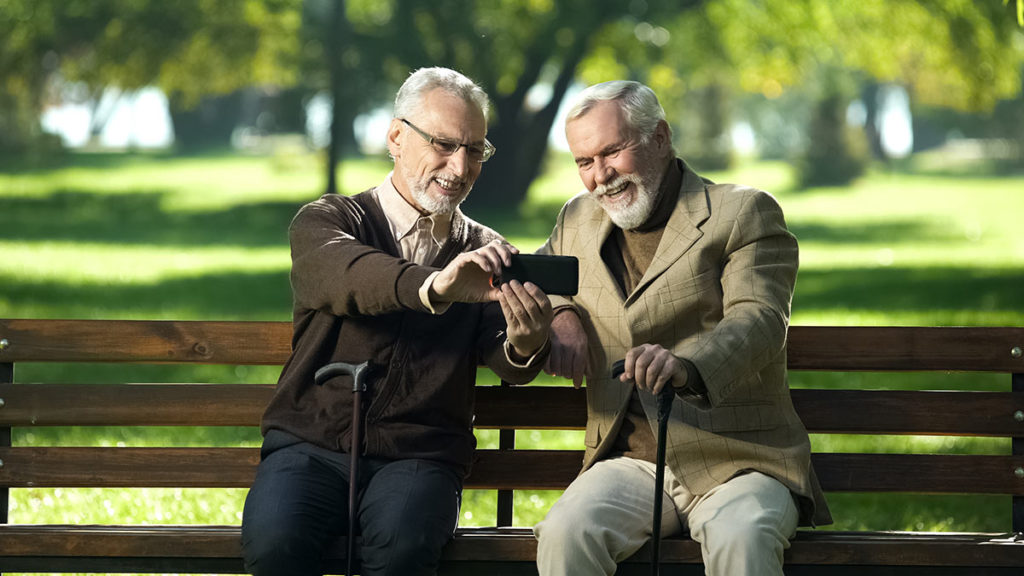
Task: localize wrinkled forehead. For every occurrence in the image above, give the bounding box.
[565,100,632,155]
[410,88,488,143]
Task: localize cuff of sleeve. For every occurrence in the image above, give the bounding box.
[552,304,579,319]
[673,357,707,395]
[504,337,550,368]
[419,271,452,315]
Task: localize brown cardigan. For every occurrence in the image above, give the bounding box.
[261,190,546,477]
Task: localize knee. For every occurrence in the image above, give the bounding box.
[242,517,321,576]
[536,504,607,554]
[700,514,789,567]
[390,529,448,570]
[361,517,452,575]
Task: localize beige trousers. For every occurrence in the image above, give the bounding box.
[534,457,799,576]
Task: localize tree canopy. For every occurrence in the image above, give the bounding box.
[0,0,300,151]
[3,0,1022,195]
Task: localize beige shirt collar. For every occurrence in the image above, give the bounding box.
[375,172,452,251]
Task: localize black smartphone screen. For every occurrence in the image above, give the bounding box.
[497,254,579,296]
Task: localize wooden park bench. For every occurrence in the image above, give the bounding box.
[0,318,1021,574]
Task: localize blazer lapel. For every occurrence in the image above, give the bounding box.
[578,203,626,303]
[626,164,711,305]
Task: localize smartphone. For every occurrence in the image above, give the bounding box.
[496,254,579,296]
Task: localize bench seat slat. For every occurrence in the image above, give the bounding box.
[2,385,1020,437]
[0,525,1020,569]
[1,447,1020,494]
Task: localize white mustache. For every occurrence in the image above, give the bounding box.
[593,175,639,197]
[434,173,466,188]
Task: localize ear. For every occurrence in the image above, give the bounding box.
[386,118,403,159]
[652,120,672,154]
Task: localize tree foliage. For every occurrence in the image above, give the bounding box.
[4,0,1023,192]
[0,0,301,151]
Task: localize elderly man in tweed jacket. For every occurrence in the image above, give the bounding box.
[533,80,831,576]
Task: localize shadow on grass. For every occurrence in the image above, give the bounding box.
[0,189,302,247]
[794,265,1024,317]
[789,220,954,245]
[0,149,239,175]
[474,199,964,248]
[0,269,292,320]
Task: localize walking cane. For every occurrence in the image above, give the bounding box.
[650,384,674,576]
[612,360,674,576]
[315,361,371,576]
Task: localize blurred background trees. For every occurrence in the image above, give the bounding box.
[2,0,1022,202]
[0,0,302,153]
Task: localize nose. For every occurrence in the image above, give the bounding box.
[593,157,615,187]
[447,146,471,178]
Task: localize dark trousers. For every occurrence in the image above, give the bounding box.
[241,430,462,576]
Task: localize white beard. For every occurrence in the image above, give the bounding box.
[593,158,663,230]
[597,174,654,230]
[400,163,470,215]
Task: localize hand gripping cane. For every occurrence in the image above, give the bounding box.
[315,361,371,576]
[613,360,674,576]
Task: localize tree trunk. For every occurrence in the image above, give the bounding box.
[683,82,733,172]
[464,15,597,213]
[325,0,346,195]
[861,81,888,162]
[168,92,243,152]
[798,89,869,187]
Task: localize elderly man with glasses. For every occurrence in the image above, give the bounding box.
[241,67,553,576]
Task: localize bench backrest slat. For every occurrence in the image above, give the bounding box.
[0,319,291,365]
[3,320,1023,372]
[1,385,1019,437]
[788,326,1024,371]
[0,384,275,427]
[0,447,1019,495]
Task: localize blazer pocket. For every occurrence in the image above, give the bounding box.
[584,424,602,448]
[658,269,718,305]
[694,401,781,433]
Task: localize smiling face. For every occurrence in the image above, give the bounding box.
[565,100,671,230]
[387,88,488,215]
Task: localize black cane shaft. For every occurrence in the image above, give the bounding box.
[348,387,362,575]
[651,386,673,576]
[652,415,668,576]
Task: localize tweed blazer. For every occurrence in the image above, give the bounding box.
[539,159,831,526]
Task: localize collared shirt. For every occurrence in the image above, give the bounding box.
[373,173,452,314]
[374,172,451,265]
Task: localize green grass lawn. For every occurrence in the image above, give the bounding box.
[2,150,1022,563]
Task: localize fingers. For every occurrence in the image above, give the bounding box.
[545,309,588,388]
[621,344,681,395]
[570,354,586,388]
[500,280,551,323]
[545,335,585,386]
[433,240,516,303]
[468,239,517,274]
[500,279,553,358]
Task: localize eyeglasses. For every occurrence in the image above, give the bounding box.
[400,119,496,163]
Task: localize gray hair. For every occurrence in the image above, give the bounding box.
[393,67,490,120]
[566,80,667,144]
